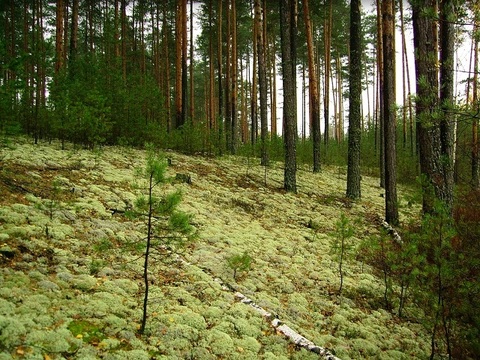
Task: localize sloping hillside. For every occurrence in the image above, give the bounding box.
[0,138,429,359]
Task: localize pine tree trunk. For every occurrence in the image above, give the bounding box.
[189,0,194,125]
[121,0,127,83]
[208,0,215,133]
[63,1,68,67]
[70,0,78,65]
[255,0,268,166]
[400,0,408,149]
[383,0,398,225]
[439,0,456,210]
[251,4,258,146]
[346,0,362,200]
[140,0,146,82]
[376,0,385,188]
[302,62,306,141]
[225,0,232,152]
[323,0,332,146]
[217,0,224,152]
[175,0,183,129]
[472,17,479,189]
[412,0,442,215]
[336,54,343,142]
[162,4,171,132]
[55,0,65,74]
[400,0,414,155]
[22,0,32,134]
[231,0,238,153]
[280,0,297,192]
[303,0,321,173]
[181,0,188,128]
[270,33,277,138]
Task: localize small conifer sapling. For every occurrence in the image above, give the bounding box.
[127,146,195,334]
[329,213,355,296]
[227,252,252,280]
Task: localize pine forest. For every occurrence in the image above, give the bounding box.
[0,1,479,359]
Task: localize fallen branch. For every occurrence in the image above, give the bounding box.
[176,258,341,359]
[217,279,341,359]
[380,219,403,245]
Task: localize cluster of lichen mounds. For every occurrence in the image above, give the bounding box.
[0,138,429,359]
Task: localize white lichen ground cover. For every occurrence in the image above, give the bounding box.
[0,138,429,359]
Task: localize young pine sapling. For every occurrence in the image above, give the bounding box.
[127,147,195,334]
[329,213,355,296]
[226,252,253,280]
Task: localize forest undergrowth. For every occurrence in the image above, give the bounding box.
[0,137,433,359]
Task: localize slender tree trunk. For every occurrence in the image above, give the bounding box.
[303,0,321,173]
[121,0,127,84]
[225,0,232,151]
[243,53,249,143]
[346,0,362,199]
[270,34,277,138]
[6,0,16,122]
[472,17,480,189]
[331,66,338,143]
[189,0,194,125]
[231,0,238,153]
[162,4,171,132]
[280,0,297,192]
[139,173,154,335]
[140,0,146,82]
[55,0,65,75]
[251,2,258,146]
[181,0,188,127]
[114,0,120,58]
[34,0,43,142]
[377,0,385,188]
[403,2,415,156]
[336,54,343,142]
[217,0,224,152]
[383,0,399,225]
[208,0,215,133]
[70,0,79,65]
[22,0,31,134]
[324,0,332,146]
[455,30,475,183]
[175,0,183,129]
[364,58,370,129]
[63,1,68,66]
[400,0,408,149]
[33,0,38,143]
[256,0,268,166]
[302,62,306,142]
[439,0,456,210]
[412,0,442,215]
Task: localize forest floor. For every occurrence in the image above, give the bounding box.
[0,137,431,359]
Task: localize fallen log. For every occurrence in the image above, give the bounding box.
[233,291,341,360]
[179,262,342,359]
[380,219,403,245]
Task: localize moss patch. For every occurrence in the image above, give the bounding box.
[0,138,430,359]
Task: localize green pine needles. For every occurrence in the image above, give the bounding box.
[329,213,355,296]
[127,145,196,334]
[227,252,253,280]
